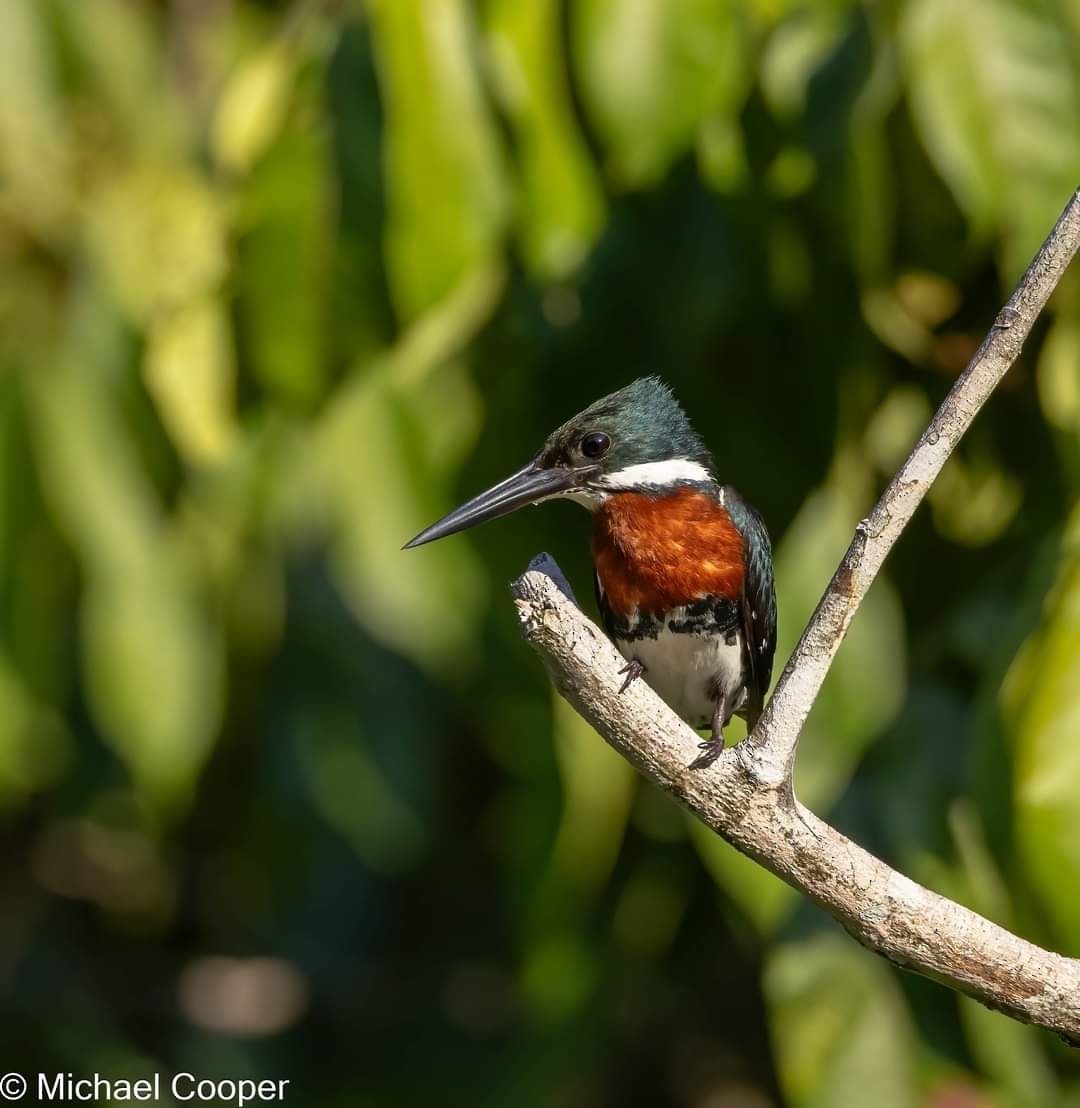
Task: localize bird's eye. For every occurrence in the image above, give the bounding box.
[580,431,611,459]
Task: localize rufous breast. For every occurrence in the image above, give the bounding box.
[592,487,745,618]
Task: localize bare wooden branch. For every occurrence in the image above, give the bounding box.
[512,556,1080,1043]
[510,188,1080,1042]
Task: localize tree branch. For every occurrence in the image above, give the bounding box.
[753,187,1080,786]
[509,188,1080,1043]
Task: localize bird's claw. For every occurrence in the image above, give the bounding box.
[689,736,724,770]
[617,659,646,694]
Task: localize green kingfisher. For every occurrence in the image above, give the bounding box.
[405,377,777,767]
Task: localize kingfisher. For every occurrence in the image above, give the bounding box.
[405,377,777,767]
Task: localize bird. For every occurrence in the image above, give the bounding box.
[404,377,777,767]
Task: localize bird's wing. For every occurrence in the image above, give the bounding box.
[722,486,777,728]
[593,569,619,642]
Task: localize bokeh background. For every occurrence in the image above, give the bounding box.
[2,0,1079,1104]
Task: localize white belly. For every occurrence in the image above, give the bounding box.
[618,624,745,730]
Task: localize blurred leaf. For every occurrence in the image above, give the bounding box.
[1038,311,1080,432]
[295,710,427,873]
[87,164,227,326]
[761,8,848,121]
[860,287,936,365]
[291,260,505,676]
[327,21,396,361]
[310,360,488,676]
[751,0,856,27]
[900,0,1080,279]
[277,256,502,529]
[56,0,179,154]
[573,0,751,188]
[929,451,1022,548]
[0,650,70,805]
[1037,297,1080,482]
[548,694,636,892]
[769,217,814,305]
[612,856,689,958]
[848,92,897,287]
[0,0,70,238]
[766,146,817,198]
[919,801,1059,1102]
[81,564,224,813]
[959,998,1060,1108]
[688,816,796,933]
[144,296,238,465]
[235,111,331,406]
[895,271,961,328]
[379,261,505,393]
[367,0,507,320]
[26,357,159,575]
[947,799,1011,926]
[697,113,748,191]
[863,385,933,477]
[765,934,918,1108]
[1007,506,1080,948]
[484,0,606,279]
[211,43,296,175]
[26,337,224,812]
[520,932,595,1020]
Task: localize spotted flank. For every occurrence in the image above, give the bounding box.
[601,600,747,730]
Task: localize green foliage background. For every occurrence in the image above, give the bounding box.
[1,0,1079,1104]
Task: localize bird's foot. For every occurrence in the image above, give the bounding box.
[691,698,729,769]
[617,659,646,694]
[689,735,725,770]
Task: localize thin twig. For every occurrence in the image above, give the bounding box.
[510,188,1080,1042]
[750,188,1080,786]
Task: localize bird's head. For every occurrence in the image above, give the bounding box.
[404,377,713,548]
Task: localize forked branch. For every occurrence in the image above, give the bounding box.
[510,188,1080,1042]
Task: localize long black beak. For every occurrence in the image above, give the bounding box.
[403,460,597,549]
